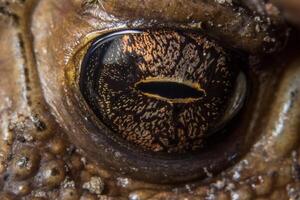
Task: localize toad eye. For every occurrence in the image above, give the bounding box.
[30,0,291,191]
[29,0,293,186]
[79,30,247,153]
[60,29,248,182]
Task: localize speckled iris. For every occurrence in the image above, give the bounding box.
[80,30,241,153]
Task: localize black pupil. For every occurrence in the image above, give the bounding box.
[136,81,203,100]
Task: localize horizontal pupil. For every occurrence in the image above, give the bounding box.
[135,80,204,102]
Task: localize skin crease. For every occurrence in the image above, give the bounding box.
[0,0,300,199]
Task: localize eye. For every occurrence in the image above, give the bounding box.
[79,30,247,154]
[27,0,294,198]
[62,29,249,182]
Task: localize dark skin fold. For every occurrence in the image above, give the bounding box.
[84,0,288,54]
[0,0,300,199]
[272,0,300,26]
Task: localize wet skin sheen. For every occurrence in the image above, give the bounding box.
[0,0,300,199]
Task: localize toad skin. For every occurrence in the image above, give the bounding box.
[0,0,300,199]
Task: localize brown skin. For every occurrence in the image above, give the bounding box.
[0,0,300,199]
[93,0,288,54]
[271,0,300,26]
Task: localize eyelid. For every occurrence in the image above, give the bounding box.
[82,0,289,55]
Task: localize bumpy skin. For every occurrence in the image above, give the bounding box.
[0,0,300,200]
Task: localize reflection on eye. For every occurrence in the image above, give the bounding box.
[79,30,247,153]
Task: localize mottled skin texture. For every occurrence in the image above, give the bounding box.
[0,0,300,199]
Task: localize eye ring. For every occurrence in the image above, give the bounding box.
[66,29,250,183]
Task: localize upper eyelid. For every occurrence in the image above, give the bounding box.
[80,0,288,55]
